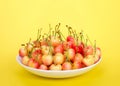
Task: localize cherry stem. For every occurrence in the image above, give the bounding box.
[74,30,78,42]
[79,30,85,44]
[65,52,69,62]
[21,44,25,46]
[69,27,75,37]
[66,25,70,36]
[85,39,88,46]
[66,25,72,36]
[37,28,42,41]
[86,34,93,46]
[44,33,52,55]
[48,24,52,37]
[57,31,62,41]
[52,31,55,36]
[37,29,39,40]
[59,31,66,40]
[28,38,31,44]
[55,23,61,37]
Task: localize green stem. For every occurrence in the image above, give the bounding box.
[21,44,25,46]
[55,23,61,37]
[85,39,88,46]
[79,30,84,42]
[69,27,75,37]
[66,25,70,36]
[37,28,42,41]
[37,29,39,41]
[52,31,55,36]
[86,34,93,46]
[48,24,52,36]
[59,31,66,40]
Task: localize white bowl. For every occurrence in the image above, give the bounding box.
[16,56,101,78]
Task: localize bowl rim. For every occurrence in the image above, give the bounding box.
[16,55,101,73]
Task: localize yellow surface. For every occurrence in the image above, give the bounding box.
[0,0,120,86]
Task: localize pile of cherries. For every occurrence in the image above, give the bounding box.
[19,23,101,70]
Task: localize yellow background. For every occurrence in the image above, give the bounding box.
[0,0,120,86]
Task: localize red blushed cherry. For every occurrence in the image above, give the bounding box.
[73,53,83,63]
[19,47,27,58]
[31,48,41,59]
[72,62,83,69]
[62,62,72,70]
[33,40,41,48]
[41,45,50,55]
[54,44,64,54]
[32,61,40,68]
[67,48,75,62]
[53,53,65,65]
[50,36,60,47]
[67,41,75,49]
[84,46,94,56]
[22,56,29,65]
[94,47,101,63]
[39,64,48,70]
[28,58,35,67]
[26,43,33,52]
[40,40,48,46]
[42,54,53,66]
[67,36,75,42]
[66,36,75,49]
[82,55,95,66]
[49,64,62,70]
[28,58,40,68]
[36,54,42,64]
[63,41,69,50]
[77,42,84,55]
[96,47,101,58]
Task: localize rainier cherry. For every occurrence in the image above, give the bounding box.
[63,41,69,50]
[84,46,94,56]
[49,64,62,70]
[28,58,40,68]
[67,36,75,43]
[39,64,48,70]
[72,62,82,69]
[50,36,60,47]
[41,45,51,55]
[36,54,42,64]
[94,48,101,63]
[67,41,75,49]
[28,58,35,67]
[82,55,95,66]
[96,48,101,58]
[53,53,65,65]
[54,44,64,54]
[77,42,84,55]
[74,53,83,63]
[67,48,75,62]
[26,43,33,52]
[42,54,53,66]
[62,62,72,70]
[33,40,41,48]
[22,56,29,65]
[32,61,40,68]
[67,36,75,49]
[19,47,27,57]
[40,40,48,46]
[31,48,41,58]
